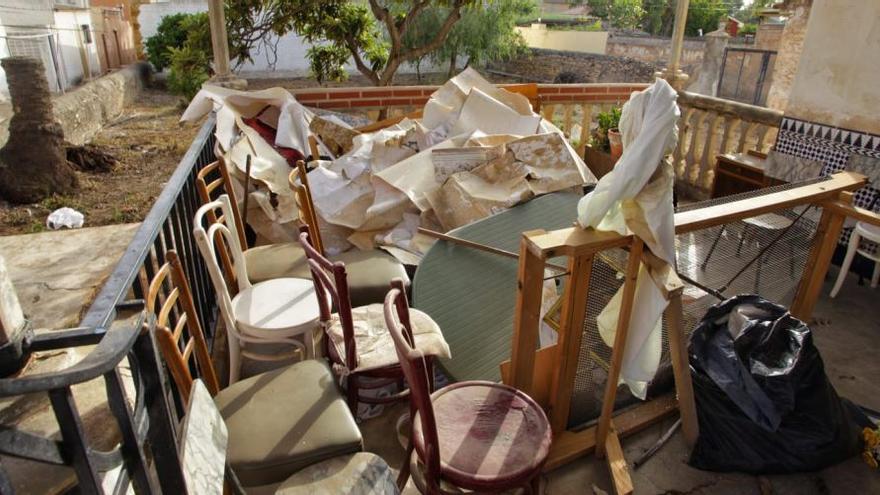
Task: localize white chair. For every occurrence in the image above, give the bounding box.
[193,194,320,383]
[830,221,880,297]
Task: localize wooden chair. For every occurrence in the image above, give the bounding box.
[193,195,321,383]
[145,250,364,488]
[289,160,412,307]
[196,153,312,288]
[384,279,552,494]
[298,230,450,414]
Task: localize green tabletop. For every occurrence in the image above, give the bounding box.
[412,192,582,382]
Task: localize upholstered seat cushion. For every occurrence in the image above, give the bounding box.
[332,249,410,307]
[245,242,312,283]
[214,360,363,486]
[327,304,450,372]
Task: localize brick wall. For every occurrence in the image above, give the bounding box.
[291,83,649,110]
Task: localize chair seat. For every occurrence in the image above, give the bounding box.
[856,221,880,243]
[232,278,319,339]
[332,249,410,307]
[214,360,363,486]
[412,381,551,489]
[245,242,314,283]
[327,304,450,372]
[254,453,399,494]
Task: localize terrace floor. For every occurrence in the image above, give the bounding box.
[355,268,880,495]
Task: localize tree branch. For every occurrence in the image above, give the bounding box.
[401,0,465,62]
[398,0,431,38]
[344,35,380,85]
[369,0,401,54]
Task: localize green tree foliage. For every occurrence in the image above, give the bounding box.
[404,0,535,78]
[270,0,478,85]
[684,0,728,36]
[608,0,645,30]
[147,12,212,99]
[144,13,190,71]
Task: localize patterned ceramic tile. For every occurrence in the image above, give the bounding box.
[774,117,879,254]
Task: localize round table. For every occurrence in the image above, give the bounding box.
[412,192,581,382]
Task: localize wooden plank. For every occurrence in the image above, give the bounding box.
[675,172,865,233]
[790,192,851,320]
[525,172,867,257]
[509,235,547,394]
[665,293,698,448]
[500,344,557,408]
[548,255,594,432]
[822,199,880,228]
[544,394,678,470]
[605,424,634,495]
[596,238,644,457]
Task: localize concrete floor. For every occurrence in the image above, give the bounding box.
[360,266,880,494]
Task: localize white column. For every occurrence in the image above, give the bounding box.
[656,0,691,89]
[206,0,246,89]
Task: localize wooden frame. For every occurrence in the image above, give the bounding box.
[503,172,866,494]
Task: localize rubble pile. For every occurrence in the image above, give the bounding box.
[182,69,597,262]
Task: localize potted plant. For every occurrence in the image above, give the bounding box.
[584,106,622,178]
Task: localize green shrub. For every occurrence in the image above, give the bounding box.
[740,23,758,35]
[145,13,190,71]
[167,45,211,100]
[147,12,213,99]
[593,106,622,152]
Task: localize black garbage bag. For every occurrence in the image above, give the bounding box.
[688,295,870,474]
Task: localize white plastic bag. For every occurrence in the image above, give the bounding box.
[46,207,84,229]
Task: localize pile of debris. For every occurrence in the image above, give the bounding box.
[182,69,597,262]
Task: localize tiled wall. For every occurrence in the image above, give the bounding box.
[774,116,879,255]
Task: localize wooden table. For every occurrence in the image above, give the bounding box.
[712,151,771,198]
[412,192,581,382]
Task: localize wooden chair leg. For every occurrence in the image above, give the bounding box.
[397,441,414,491]
[347,375,360,415]
[528,472,543,495]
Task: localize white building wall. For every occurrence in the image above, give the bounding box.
[0,1,99,100]
[139,0,431,78]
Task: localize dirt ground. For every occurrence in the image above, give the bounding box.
[0,89,203,236]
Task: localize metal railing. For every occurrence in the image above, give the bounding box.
[81,115,219,335]
[0,305,187,494]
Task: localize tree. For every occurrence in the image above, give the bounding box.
[0,58,77,203]
[404,0,535,78]
[267,0,478,86]
[608,0,645,30]
[685,0,728,36]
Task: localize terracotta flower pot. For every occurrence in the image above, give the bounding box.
[608,128,623,161]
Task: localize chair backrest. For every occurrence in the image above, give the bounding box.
[298,230,358,369]
[193,195,251,347]
[289,160,325,254]
[196,155,247,292]
[146,250,220,400]
[384,281,440,491]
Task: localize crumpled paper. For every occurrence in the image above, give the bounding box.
[576,78,680,399]
[182,69,597,264]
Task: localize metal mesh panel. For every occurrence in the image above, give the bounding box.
[567,184,824,428]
